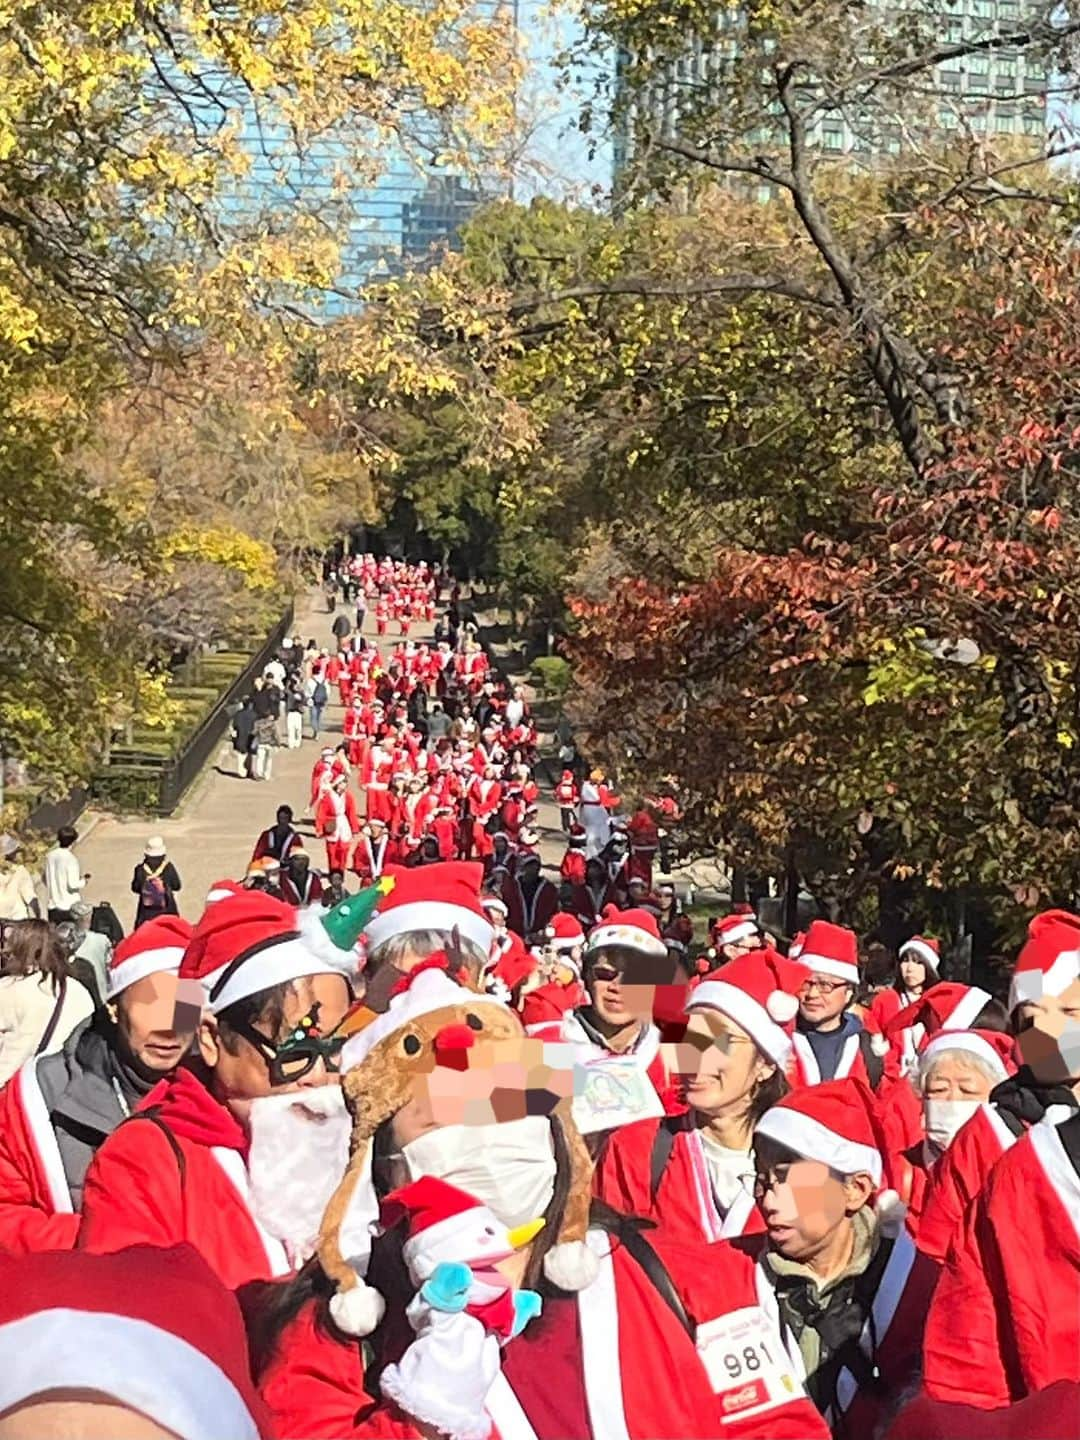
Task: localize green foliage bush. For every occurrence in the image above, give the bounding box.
[530,656,572,697]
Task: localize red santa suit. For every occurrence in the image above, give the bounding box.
[595,1113,764,1243]
[626,808,660,888]
[77,1069,290,1289]
[258,1226,829,1440]
[431,811,459,861]
[923,1111,1080,1408]
[309,756,334,807]
[561,848,587,888]
[502,872,559,940]
[915,1100,1026,1263]
[315,786,360,872]
[0,1061,82,1253]
[354,830,395,884]
[554,773,579,819]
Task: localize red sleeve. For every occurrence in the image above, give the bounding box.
[252,832,269,862]
[259,1303,419,1440]
[923,1175,1012,1409]
[592,1118,658,1219]
[916,1113,994,1263]
[77,1122,184,1255]
[0,1078,80,1254]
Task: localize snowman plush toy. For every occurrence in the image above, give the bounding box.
[376,1176,545,1440]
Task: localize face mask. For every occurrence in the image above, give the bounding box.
[399,1115,557,1229]
[924,1098,982,1152]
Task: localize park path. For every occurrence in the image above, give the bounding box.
[74,589,565,930]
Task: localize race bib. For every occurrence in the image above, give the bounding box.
[696,1307,803,1422]
[570,1058,664,1135]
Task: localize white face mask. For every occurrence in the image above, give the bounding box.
[399,1115,557,1229]
[924,1097,982,1153]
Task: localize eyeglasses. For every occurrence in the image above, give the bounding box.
[229,1009,347,1086]
[590,964,623,983]
[799,977,850,997]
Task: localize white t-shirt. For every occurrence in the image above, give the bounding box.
[699,1131,756,1214]
[44,847,84,910]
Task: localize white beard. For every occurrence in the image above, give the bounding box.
[247,1087,352,1269]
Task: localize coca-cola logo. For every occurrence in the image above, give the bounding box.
[720,1379,767,1414]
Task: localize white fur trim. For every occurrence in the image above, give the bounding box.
[586,924,666,959]
[874,1188,907,1238]
[919,1031,1010,1083]
[870,1032,891,1057]
[1010,948,1080,1009]
[942,986,992,1032]
[297,907,358,971]
[209,1148,290,1277]
[329,1283,386,1337]
[338,967,506,1073]
[542,1238,601,1293]
[206,937,347,1014]
[106,947,184,1000]
[379,1364,493,1440]
[898,940,939,973]
[577,1231,632,1440]
[1030,1116,1080,1241]
[753,1107,883,1183]
[687,980,792,1067]
[715,920,759,947]
[766,990,799,1024]
[799,953,859,986]
[365,899,494,959]
[18,1060,73,1213]
[0,1310,260,1440]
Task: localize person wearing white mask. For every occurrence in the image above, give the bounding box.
[884,1026,1017,1240]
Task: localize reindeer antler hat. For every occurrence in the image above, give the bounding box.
[317,960,598,1336]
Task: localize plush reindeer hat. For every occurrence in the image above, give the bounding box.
[317,958,597,1336]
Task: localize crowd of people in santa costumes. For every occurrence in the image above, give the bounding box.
[0,836,1077,1436]
[1,551,1080,1436]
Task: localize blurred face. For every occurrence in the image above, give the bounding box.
[753,1145,874,1263]
[798,973,853,1026]
[674,1010,775,1119]
[1018,978,1080,1084]
[923,1053,994,1103]
[586,946,675,1029]
[114,973,196,1074]
[200,973,351,1124]
[721,935,764,963]
[899,957,927,993]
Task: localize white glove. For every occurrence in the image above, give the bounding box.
[380,1303,500,1440]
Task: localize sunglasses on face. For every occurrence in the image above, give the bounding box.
[230,1008,346,1086]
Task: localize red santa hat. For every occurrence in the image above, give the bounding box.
[788,931,806,960]
[487,933,537,998]
[0,1244,271,1440]
[206,878,245,905]
[898,935,941,977]
[481,893,508,918]
[179,891,348,1014]
[546,912,586,954]
[712,910,762,949]
[887,981,994,1040]
[798,919,860,986]
[688,947,812,1067]
[106,914,192,1001]
[754,1078,885,1185]
[1009,908,1080,1011]
[918,1027,1017,1085]
[363,862,494,958]
[586,905,667,960]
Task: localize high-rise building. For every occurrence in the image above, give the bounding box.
[613,0,1047,185]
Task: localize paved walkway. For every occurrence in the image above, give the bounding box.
[73,590,566,930]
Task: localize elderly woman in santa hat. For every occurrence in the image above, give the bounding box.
[593,947,809,1243]
[245,959,829,1440]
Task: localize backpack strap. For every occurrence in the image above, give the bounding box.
[649,1114,684,1203]
[35,974,68,1056]
[857,1029,884,1091]
[612,1218,695,1339]
[122,1110,186,1187]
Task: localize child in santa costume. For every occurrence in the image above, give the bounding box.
[594,947,810,1244]
[77,891,370,1287]
[249,961,828,1440]
[923,1105,1080,1408]
[0,1243,273,1439]
[315,775,360,874]
[917,908,1080,1263]
[792,920,886,1088]
[0,915,193,1254]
